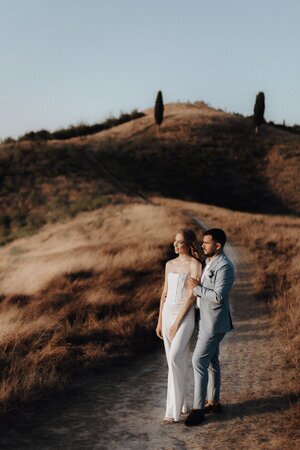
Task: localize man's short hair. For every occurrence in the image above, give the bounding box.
[204,228,227,247]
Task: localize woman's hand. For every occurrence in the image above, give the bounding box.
[170,322,178,341]
[156,322,163,339]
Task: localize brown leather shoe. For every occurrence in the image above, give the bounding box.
[184,409,205,426]
[204,402,222,413]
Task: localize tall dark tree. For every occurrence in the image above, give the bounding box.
[154,91,164,129]
[253,92,265,134]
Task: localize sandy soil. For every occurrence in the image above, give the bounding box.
[0,227,295,449]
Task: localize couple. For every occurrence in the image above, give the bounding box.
[156,227,234,426]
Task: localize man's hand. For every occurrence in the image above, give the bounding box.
[188,277,199,290]
[170,322,178,341]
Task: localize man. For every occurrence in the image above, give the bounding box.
[185,228,234,427]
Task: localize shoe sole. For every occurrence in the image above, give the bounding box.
[204,409,222,414]
[184,417,205,426]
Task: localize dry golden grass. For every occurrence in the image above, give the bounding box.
[0,201,192,412]
[0,194,299,437]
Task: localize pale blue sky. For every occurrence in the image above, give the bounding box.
[0,0,299,139]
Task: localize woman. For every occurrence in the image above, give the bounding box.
[156,228,202,424]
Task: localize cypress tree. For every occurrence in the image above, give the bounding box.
[154,91,164,127]
[253,92,265,134]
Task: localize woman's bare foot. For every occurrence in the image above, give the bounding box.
[161,417,176,425]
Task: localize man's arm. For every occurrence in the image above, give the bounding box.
[193,263,234,305]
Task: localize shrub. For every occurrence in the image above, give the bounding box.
[18,110,145,142]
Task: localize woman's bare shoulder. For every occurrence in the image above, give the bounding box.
[190,258,202,272]
[166,258,177,266]
[165,258,177,270]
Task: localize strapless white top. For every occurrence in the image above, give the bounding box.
[165,272,189,305]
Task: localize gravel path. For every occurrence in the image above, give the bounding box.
[0,236,291,449]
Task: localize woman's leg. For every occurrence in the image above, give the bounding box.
[166,319,194,421]
[163,333,175,419]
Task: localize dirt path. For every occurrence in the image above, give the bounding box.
[0,230,291,449]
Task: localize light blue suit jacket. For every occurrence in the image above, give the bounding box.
[194,251,234,334]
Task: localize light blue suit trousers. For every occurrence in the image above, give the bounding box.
[192,328,225,409]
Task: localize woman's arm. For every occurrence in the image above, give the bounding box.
[169,260,202,340]
[156,262,169,339]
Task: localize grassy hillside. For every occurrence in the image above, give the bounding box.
[0,102,298,433]
[87,102,300,214]
[0,102,299,246]
[0,201,189,411]
[0,197,299,425]
[0,142,118,245]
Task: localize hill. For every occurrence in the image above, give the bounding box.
[83,101,299,214]
[0,101,299,245]
[0,102,299,438]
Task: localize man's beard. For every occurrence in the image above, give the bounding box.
[204,250,217,258]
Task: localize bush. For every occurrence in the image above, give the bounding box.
[2,137,16,144]
[18,110,145,142]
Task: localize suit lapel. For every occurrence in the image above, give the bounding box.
[205,252,225,275]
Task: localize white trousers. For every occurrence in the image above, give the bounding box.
[162,302,194,421]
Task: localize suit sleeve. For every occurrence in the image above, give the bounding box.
[193,263,234,305]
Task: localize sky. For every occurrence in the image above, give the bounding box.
[0,0,299,139]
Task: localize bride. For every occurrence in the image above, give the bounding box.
[156,228,202,424]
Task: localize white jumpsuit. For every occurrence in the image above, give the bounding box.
[162,272,195,421]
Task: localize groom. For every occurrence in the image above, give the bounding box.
[185,228,234,426]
